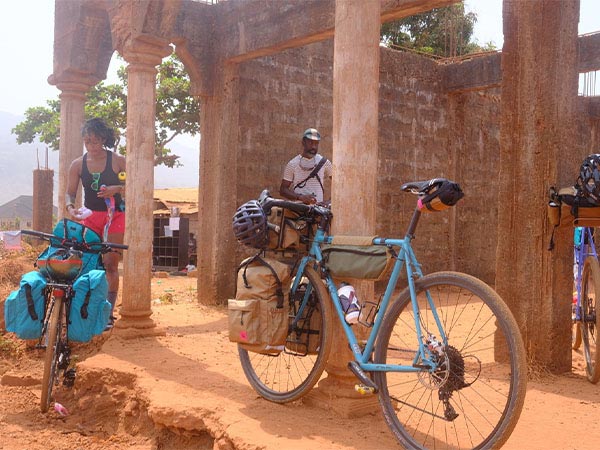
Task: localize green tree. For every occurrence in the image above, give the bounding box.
[380,2,495,57]
[12,53,199,168]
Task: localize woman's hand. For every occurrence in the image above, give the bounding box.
[97,185,122,198]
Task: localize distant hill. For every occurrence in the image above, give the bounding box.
[0,111,199,206]
[0,111,59,206]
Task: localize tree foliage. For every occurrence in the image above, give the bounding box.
[380,3,496,57]
[12,53,199,168]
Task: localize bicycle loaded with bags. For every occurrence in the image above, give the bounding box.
[3,219,127,413]
[229,178,527,450]
[548,153,600,383]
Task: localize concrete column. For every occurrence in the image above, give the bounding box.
[305,0,380,417]
[117,39,172,336]
[32,169,54,234]
[496,0,580,371]
[196,63,240,305]
[53,82,91,216]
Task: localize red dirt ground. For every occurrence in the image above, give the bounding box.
[1,251,600,449]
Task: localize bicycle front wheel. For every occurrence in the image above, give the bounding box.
[374,271,527,450]
[581,256,600,383]
[238,265,332,403]
[40,295,63,413]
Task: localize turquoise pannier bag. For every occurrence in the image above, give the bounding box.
[4,271,47,339]
[68,269,110,342]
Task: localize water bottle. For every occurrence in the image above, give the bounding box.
[338,282,360,325]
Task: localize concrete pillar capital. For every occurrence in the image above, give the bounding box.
[48,72,99,95]
[121,36,172,69]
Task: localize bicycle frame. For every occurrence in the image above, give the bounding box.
[38,284,70,346]
[292,208,445,374]
[574,226,597,321]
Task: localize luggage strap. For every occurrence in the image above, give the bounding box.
[237,254,285,308]
[24,285,39,321]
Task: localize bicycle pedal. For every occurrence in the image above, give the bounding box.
[355,384,376,395]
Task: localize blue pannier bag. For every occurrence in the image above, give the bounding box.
[68,269,110,342]
[4,271,47,339]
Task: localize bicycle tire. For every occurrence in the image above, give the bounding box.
[40,295,63,413]
[238,265,332,403]
[580,256,600,383]
[374,271,527,450]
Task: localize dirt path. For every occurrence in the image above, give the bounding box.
[2,274,600,449]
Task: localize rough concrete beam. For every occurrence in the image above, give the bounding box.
[216,0,457,63]
[443,53,502,93]
[579,32,600,72]
[444,34,600,93]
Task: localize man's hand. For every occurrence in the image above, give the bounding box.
[297,193,317,205]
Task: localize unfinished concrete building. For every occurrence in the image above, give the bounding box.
[50,0,599,380]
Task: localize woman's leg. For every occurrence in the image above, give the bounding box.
[104,231,124,323]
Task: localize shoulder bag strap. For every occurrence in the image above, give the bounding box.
[294,157,328,190]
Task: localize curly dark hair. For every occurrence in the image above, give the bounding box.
[81,118,116,149]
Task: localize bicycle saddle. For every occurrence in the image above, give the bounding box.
[401,178,448,193]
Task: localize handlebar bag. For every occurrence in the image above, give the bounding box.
[265,206,313,253]
[4,271,47,339]
[68,269,110,342]
[322,240,394,282]
[35,219,104,279]
[228,255,290,354]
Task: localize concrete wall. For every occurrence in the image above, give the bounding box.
[236,42,595,286]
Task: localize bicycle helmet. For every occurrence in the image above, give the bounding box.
[232,200,268,249]
[577,154,600,204]
[38,248,84,282]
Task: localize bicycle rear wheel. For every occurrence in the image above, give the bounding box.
[40,295,63,413]
[238,265,332,403]
[374,271,527,450]
[581,256,600,383]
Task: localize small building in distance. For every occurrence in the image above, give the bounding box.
[0,195,57,230]
[152,188,198,271]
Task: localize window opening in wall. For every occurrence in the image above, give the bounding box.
[580,70,600,97]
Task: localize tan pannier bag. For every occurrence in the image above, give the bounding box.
[228,255,290,354]
[265,206,313,252]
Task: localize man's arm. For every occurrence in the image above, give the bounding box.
[279,179,316,204]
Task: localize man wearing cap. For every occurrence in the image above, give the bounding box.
[279,128,333,205]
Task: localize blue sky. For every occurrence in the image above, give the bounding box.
[0,0,598,117]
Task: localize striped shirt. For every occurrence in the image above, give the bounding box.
[282,154,333,203]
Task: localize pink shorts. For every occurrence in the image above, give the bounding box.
[82,210,125,237]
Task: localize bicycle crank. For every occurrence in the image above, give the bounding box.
[348,361,378,394]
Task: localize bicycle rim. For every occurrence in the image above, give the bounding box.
[581,257,600,383]
[40,296,63,413]
[374,272,527,450]
[238,265,332,403]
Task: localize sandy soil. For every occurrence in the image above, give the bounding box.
[1,252,600,450]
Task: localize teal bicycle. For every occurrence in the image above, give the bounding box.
[233,178,527,449]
